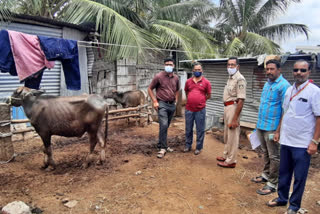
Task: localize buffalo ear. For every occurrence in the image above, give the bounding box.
[32,89,45,97]
[16,86,24,94]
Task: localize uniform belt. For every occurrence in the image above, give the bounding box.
[224,100,238,106]
[158,99,175,104]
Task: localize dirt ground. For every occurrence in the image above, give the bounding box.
[1,117,319,214]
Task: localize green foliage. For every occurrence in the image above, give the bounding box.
[1,0,310,59]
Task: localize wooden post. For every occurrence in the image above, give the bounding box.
[0,104,14,163]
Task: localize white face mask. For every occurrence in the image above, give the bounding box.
[227,67,237,75]
[165,66,173,73]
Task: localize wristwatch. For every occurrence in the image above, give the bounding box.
[311,139,319,145]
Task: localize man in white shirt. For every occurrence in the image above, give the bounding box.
[266,60,320,214]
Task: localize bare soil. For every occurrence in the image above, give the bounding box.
[1,118,319,214]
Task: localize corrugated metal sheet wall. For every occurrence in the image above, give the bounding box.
[0,22,63,98]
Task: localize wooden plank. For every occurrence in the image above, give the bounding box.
[240,121,256,129]
[12,127,34,134]
[108,114,140,121]
[11,119,30,123]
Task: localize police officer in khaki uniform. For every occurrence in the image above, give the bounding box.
[217,57,246,168]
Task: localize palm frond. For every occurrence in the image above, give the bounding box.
[258,23,309,40]
[223,37,246,57]
[156,0,213,23]
[219,0,241,31]
[0,7,11,21]
[154,20,217,59]
[64,0,156,60]
[93,0,147,28]
[238,0,261,31]
[243,32,281,55]
[150,23,193,59]
[256,0,302,24]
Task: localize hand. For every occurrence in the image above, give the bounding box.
[153,101,159,111]
[228,120,239,129]
[273,132,280,142]
[307,142,318,155]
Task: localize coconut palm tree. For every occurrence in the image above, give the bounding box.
[213,0,309,56]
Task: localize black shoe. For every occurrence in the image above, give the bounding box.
[194,149,201,155]
[183,147,191,152]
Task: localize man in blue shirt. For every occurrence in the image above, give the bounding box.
[251,60,290,195]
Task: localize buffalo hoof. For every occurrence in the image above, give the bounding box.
[40,164,49,170]
[44,166,56,172]
[96,159,104,165]
[81,162,89,169]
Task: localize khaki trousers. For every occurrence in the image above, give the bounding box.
[223,104,240,164]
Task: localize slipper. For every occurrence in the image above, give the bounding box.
[266,198,286,207]
[257,185,276,195]
[157,149,166,158]
[251,176,267,183]
[167,147,174,152]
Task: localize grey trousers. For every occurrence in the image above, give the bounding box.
[256,129,280,188]
[157,101,176,149]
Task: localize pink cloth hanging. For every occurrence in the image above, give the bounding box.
[8,30,55,81]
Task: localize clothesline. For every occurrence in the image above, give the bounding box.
[77,40,223,57]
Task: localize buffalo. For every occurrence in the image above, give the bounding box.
[104,90,146,108]
[9,87,108,170]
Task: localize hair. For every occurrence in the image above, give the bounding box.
[266,59,281,68]
[164,58,175,64]
[294,59,312,70]
[192,61,202,69]
[228,56,239,65]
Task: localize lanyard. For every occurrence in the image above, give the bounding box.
[289,82,310,101]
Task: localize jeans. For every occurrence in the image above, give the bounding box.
[157,101,176,149]
[185,108,206,150]
[0,30,17,75]
[277,145,311,211]
[38,36,80,90]
[256,129,280,188]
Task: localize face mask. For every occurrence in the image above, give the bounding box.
[227,67,237,75]
[165,66,173,73]
[193,71,202,77]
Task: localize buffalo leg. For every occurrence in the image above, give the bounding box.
[97,125,106,165]
[82,131,98,168]
[40,134,56,170]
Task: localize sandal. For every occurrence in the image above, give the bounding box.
[167,147,174,152]
[251,176,267,183]
[266,198,286,207]
[257,185,276,195]
[157,149,166,158]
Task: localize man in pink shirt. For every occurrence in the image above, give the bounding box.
[184,62,212,155]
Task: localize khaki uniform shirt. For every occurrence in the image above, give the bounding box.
[223,71,246,102]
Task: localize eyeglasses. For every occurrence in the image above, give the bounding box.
[293,68,308,73]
